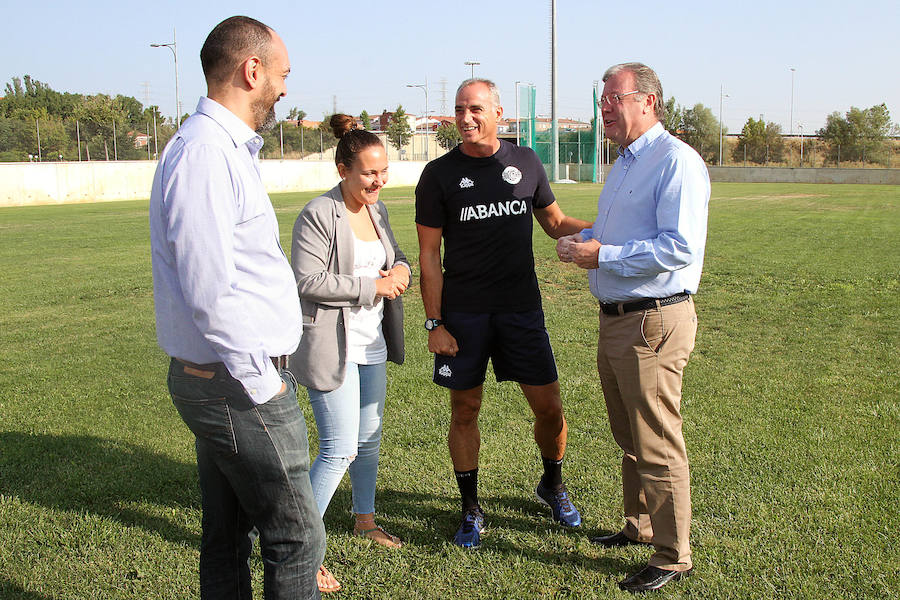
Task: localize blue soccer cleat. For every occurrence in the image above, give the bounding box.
[536,481,582,528]
[453,507,486,548]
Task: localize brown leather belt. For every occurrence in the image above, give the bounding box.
[175,355,289,379]
[600,293,690,316]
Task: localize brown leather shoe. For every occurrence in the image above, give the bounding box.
[589,530,651,548]
[618,565,692,593]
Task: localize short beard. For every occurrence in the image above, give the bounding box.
[256,107,277,133]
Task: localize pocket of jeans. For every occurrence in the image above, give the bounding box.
[171,396,239,455]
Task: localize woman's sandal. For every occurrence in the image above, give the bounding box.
[317,564,341,593]
[353,522,403,548]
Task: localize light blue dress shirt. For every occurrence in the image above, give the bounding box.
[581,122,710,303]
[150,97,302,404]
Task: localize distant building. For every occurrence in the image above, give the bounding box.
[506,117,591,133]
[283,119,323,129]
[131,131,150,148]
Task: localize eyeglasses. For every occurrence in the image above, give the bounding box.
[598,90,642,105]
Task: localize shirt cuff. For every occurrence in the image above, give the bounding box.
[240,362,284,405]
[596,244,624,270]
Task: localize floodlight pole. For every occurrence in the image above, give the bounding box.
[515,81,521,146]
[464,61,479,79]
[35,118,42,161]
[718,85,729,166]
[407,80,428,160]
[789,67,795,136]
[151,28,181,127]
[550,0,559,182]
[593,80,601,183]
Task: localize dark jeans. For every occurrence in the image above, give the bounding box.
[168,358,325,600]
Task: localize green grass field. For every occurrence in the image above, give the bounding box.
[1,182,898,599]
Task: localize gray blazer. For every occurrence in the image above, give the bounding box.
[289,184,408,391]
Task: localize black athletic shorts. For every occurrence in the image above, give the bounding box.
[432,310,558,390]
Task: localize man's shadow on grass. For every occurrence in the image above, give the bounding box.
[0,431,199,547]
[327,486,631,574]
[0,579,54,600]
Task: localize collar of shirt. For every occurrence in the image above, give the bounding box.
[195,96,265,158]
[618,121,665,162]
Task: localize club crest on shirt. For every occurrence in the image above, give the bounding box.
[459,177,474,189]
[502,166,522,185]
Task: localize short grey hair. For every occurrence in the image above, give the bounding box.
[602,62,665,122]
[456,78,501,108]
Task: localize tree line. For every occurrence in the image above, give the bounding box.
[662,97,897,166]
[1,75,176,161]
[1,75,895,166]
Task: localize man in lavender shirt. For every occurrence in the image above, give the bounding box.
[149,16,324,600]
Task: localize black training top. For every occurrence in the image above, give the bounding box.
[415,140,556,313]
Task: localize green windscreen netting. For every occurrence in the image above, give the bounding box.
[517,85,600,182]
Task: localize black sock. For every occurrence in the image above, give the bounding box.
[454,468,479,511]
[541,456,563,490]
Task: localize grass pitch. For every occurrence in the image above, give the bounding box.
[0,183,898,599]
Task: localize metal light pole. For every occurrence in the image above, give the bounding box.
[718,85,729,166]
[515,81,521,146]
[407,81,428,160]
[151,28,181,127]
[789,67,795,136]
[798,123,803,164]
[593,80,601,183]
[464,61,480,79]
[550,0,559,182]
[35,119,42,161]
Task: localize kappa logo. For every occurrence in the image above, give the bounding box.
[502,166,522,185]
[459,177,474,189]
[438,364,452,378]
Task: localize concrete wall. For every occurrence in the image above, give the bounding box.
[2,160,897,207]
[557,164,900,185]
[705,166,900,185]
[0,159,430,207]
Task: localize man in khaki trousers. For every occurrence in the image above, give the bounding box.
[557,62,710,594]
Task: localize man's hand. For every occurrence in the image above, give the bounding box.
[555,233,583,262]
[375,266,409,299]
[428,326,459,356]
[570,238,602,269]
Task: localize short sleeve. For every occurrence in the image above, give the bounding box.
[529,150,555,209]
[415,163,445,228]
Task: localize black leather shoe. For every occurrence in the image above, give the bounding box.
[618,565,692,593]
[589,531,651,548]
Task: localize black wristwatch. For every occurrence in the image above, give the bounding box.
[424,318,443,331]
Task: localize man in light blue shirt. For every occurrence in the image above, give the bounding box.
[149,16,324,599]
[557,62,709,594]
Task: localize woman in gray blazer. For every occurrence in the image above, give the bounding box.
[290,115,409,593]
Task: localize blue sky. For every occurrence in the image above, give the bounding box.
[3,0,898,133]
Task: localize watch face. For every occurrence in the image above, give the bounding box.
[425,319,440,330]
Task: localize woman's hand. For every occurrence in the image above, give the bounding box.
[374,265,409,299]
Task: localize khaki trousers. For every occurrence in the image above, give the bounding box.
[596,297,697,571]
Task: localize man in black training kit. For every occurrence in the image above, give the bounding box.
[416,78,593,548]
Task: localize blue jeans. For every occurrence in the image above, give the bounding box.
[168,358,326,600]
[307,362,386,516]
